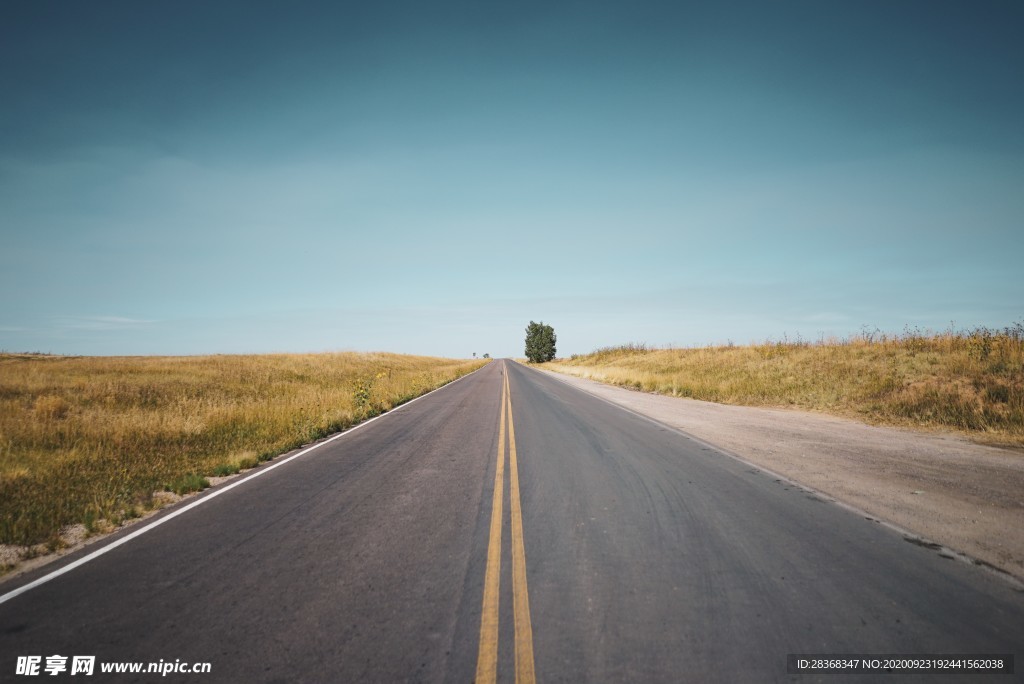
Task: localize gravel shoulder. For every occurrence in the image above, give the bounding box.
[536,367,1024,581]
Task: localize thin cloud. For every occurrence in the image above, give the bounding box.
[55,316,158,331]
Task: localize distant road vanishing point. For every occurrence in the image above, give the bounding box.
[2,360,1022,682]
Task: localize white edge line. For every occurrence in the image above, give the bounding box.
[0,362,491,606]
[520,363,1024,590]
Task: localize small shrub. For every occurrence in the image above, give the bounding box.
[165,474,210,495]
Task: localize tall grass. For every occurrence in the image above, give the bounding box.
[0,353,487,547]
[545,324,1024,447]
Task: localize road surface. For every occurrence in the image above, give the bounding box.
[2,360,1021,682]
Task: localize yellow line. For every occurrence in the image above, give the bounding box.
[506,370,537,684]
[475,368,506,684]
[476,365,537,684]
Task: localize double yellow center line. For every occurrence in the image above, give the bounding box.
[476,366,536,684]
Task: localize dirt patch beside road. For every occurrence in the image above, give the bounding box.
[536,367,1024,581]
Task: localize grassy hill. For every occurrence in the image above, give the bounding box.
[541,325,1023,448]
[0,352,487,550]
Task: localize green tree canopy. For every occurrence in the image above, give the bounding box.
[524,321,557,363]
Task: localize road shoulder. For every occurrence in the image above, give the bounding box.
[530,365,1024,582]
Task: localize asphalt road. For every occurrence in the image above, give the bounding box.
[2,360,1022,683]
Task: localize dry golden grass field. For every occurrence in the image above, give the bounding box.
[542,325,1024,448]
[0,352,487,552]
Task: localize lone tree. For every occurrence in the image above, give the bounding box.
[524,321,557,363]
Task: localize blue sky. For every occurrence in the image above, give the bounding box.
[2,1,1022,358]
